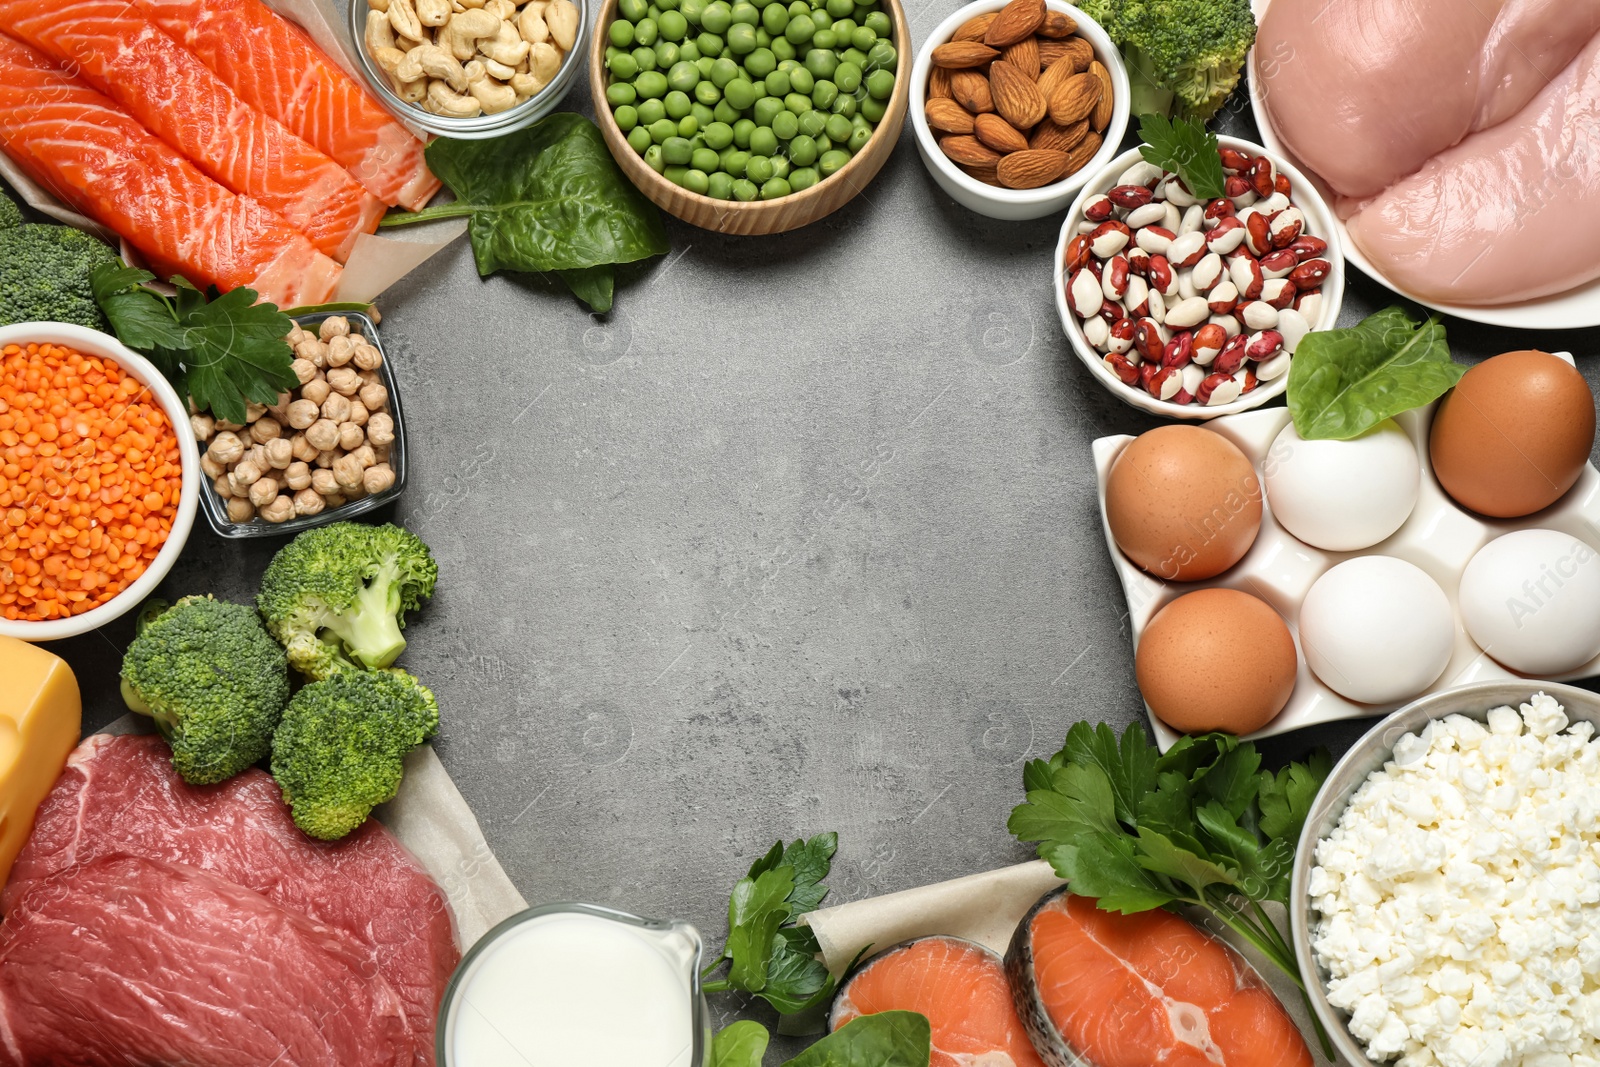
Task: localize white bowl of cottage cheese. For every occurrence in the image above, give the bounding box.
[1292,682,1600,1067]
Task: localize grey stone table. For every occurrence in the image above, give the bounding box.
[49,31,1600,1053]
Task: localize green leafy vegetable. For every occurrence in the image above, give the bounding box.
[381,113,669,313]
[1009,721,1335,1058]
[709,1021,770,1067]
[90,263,298,425]
[1137,114,1226,200]
[1075,0,1256,121]
[1287,307,1465,441]
[712,1013,931,1067]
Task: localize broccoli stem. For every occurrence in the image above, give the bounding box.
[1124,43,1176,120]
[322,564,408,668]
[120,677,179,741]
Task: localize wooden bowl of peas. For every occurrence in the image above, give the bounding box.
[589,0,909,235]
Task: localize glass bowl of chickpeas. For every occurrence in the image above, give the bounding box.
[193,312,408,539]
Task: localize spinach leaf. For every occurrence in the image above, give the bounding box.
[1287,307,1465,440]
[725,866,796,991]
[381,113,668,312]
[710,1021,770,1067]
[783,1012,931,1067]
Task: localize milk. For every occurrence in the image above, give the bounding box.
[442,906,706,1067]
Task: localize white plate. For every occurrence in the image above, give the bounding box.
[1246,0,1600,329]
[1093,354,1600,750]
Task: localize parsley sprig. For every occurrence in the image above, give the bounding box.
[1137,113,1227,200]
[1009,722,1334,1058]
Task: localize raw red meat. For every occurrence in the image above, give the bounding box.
[0,855,414,1067]
[3,734,457,1066]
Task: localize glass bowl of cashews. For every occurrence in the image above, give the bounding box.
[350,0,588,137]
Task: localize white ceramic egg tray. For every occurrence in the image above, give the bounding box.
[1093,354,1600,751]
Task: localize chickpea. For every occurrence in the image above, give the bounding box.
[327,367,361,396]
[357,369,382,387]
[311,468,340,496]
[213,474,233,499]
[227,497,256,523]
[318,316,351,341]
[268,391,294,423]
[352,341,383,371]
[287,399,320,430]
[291,358,318,385]
[244,402,267,423]
[229,460,263,494]
[359,382,389,411]
[206,431,245,465]
[326,335,358,367]
[347,399,370,427]
[363,463,396,495]
[190,412,215,443]
[301,378,332,406]
[374,444,391,465]
[368,306,381,324]
[338,422,365,451]
[265,437,294,469]
[345,480,367,501]
[285,461,312,491]
[248,476,280,507]
[293,488,326,516]
[249,417,282,443]
[321,392,352,424]
[213,418,246,433]
[201,453,226,480]
[322,492,347,508]
[260,494,297,523]
[296,339,328,367]
[316,449,337,469]
[286,326,313,347]
[333,453,366,489]
[366,413,395,447]
[350,444,377,469]
[246,443,269,471]
[305,418,340,452]
[290,433,319,463]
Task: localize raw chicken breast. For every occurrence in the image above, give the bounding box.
[1345,29,1600,304]
[1255,0,1600,199]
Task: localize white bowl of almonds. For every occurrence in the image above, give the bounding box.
[1055,133,1345,419]
[910,0,1128,220]
[194,312,406,538]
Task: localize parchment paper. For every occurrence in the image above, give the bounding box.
[101,715,527,949]
[806,861,1357,1066]
[0,0,465,304]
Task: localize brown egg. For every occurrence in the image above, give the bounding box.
[1430,350,1596,518]
[1105,426,1263,581]
[1136,588,1297,735]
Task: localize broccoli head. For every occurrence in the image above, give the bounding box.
[270,669,441,840]
[1082,0,1256,122]
[0,184,21,231]
[120,595,291,785]
[0,223,117,330]
[257,521,438,680]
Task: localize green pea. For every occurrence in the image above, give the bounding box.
[866,41,896,71]
[667,60,700,92]
[823,111,851,142]
[645,144,666,171]
[859,92,885,121]
[702,120,735,149]
[772,109,800,139]
[700,57,734,86]
[607,81,638,106]
[647,3,661,15]
[613,103,639,131]
[663,164,688,183]
[630,18,656,45]
[805,48,838,79]
[687,147,718,172]
[769,154,790,178]
[633,45,658,69]
[831,92,856,116]
[635,70,668,97]
[864,9,890,34]
[832,60,860,93]
[812,10,832,29]
[713,99,741,123]
[697,55,716,74]
[732,178,759,200]
[727,23,757,52]
[721,148,750,175]
[750,125,778,155]
[771,36,796,59]
[681,0,706,20]
[661,135,694,164]
[655,40,680,64]
[665,89,693,117]
[825,0,852,16]
[763,69,791,95]
[659,9,688,38]
[689,31,713,52]
[708,171,735,198]
[755,27,772,45]
[610,19,635,46]
[626,124,652,152]
[695,80,721,105]
[818,148,849,175]
[687,169,713,194]
[647,117,677,142]
[679,40,700,60]
[702,0,732,31]
[811,79,837,109]
[851,3,873,21]
[787,0,807,15]
[789,66,814,93]
[610,52,640,79]
[778,57,800,70]
[840,46,866,67]
[787,133,818,165]
[732,1,759,22]
[723,78,757,109]
[691,102,715,125]
[783,91,810,114]
[831,17,856,37]
[746,154,775,182]
[865,67,893,100]
[677,114,700,135]
[789,166,818,191]
[744,47,777,77]
[798,108,827,136]
[849,25,875,50]
[815,133,832,152]
[785,12,814,42]
[760,176,792,198]
[658,0,680,9]
[732,117,755,145]
[620,0,648,16]
[761,3,788,33]
[810,28,836,48]
[637,97,667,123]
[753,96,784,125]
[847,124,871,152]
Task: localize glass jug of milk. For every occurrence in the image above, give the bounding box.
[438,903,711,1067]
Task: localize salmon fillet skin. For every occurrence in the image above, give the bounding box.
[0,0,385,262]
[0,33,341,305]
[2,733,458,1067]
[0,855,414,1067]
[133,0,440,211]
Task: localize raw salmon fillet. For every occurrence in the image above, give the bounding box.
[831,936,1048,1067]
[0,0,385,262]
[1007,891,1311,1067]
[0,33,341,305]
[134,0,439,211]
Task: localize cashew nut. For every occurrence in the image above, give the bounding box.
[544,0,578,52]
[517,4,548,44]
[484,0,516,19]
[438,8,500,59]
[426,78,483,116]
[478,19,529,65]
[468,68,518,112]
[367,0,390,11]
[366,10,397,52]
[510,70,544,100]
[478,55,517,79]
[387,0,424,42]
[395,77,428,103]
[416,0,452,26]
[398,43,468,91]
[528,41,562,85]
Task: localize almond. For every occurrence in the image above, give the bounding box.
[1000,36,1040,80]
[1038,35,1093,73]
[997,148,1068,188]
[1048,70,1100,126]
[1064,129,1103,175]
[1036,9,1077,37]
[962,161,1000,185]
[1035,53,1078,102]
[952,11,997,42]
[989,59,1047,129]
[940,134,1003,168]
[949,69,995,113]
[928,65,954,99]
[932,40,999,68]
[973,112,1029,154]
[1028,117,1088,152]
[925,97,976,134]
[982,0,1044,47]
[1089,59,1114,131]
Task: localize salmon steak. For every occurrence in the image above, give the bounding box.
[831,936,1048,1067]
[0,0,385,262]
[133,0,440,211]
[1005,890,1312,1067]
[0,33,341,305]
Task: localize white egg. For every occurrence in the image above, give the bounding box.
[1262,420,1420,551]
[1458,529,1600,674]
[1299,557,1453,704]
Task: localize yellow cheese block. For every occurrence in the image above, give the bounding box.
[0,636,81,889]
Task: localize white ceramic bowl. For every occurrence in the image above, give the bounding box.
[0,323,200,641]
[909,0,1129,221]
[1055,136,1345,420]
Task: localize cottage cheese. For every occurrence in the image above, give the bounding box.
[1310,693,1600,1067]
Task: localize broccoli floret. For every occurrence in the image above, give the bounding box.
[270,669,440,840]
[1083,0,1256,123]
[0,224,117,329]
[0,184,21,231]
[257,521,438,680]
[120,595,291,785]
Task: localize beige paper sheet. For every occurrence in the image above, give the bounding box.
[805,861,1357,1066]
